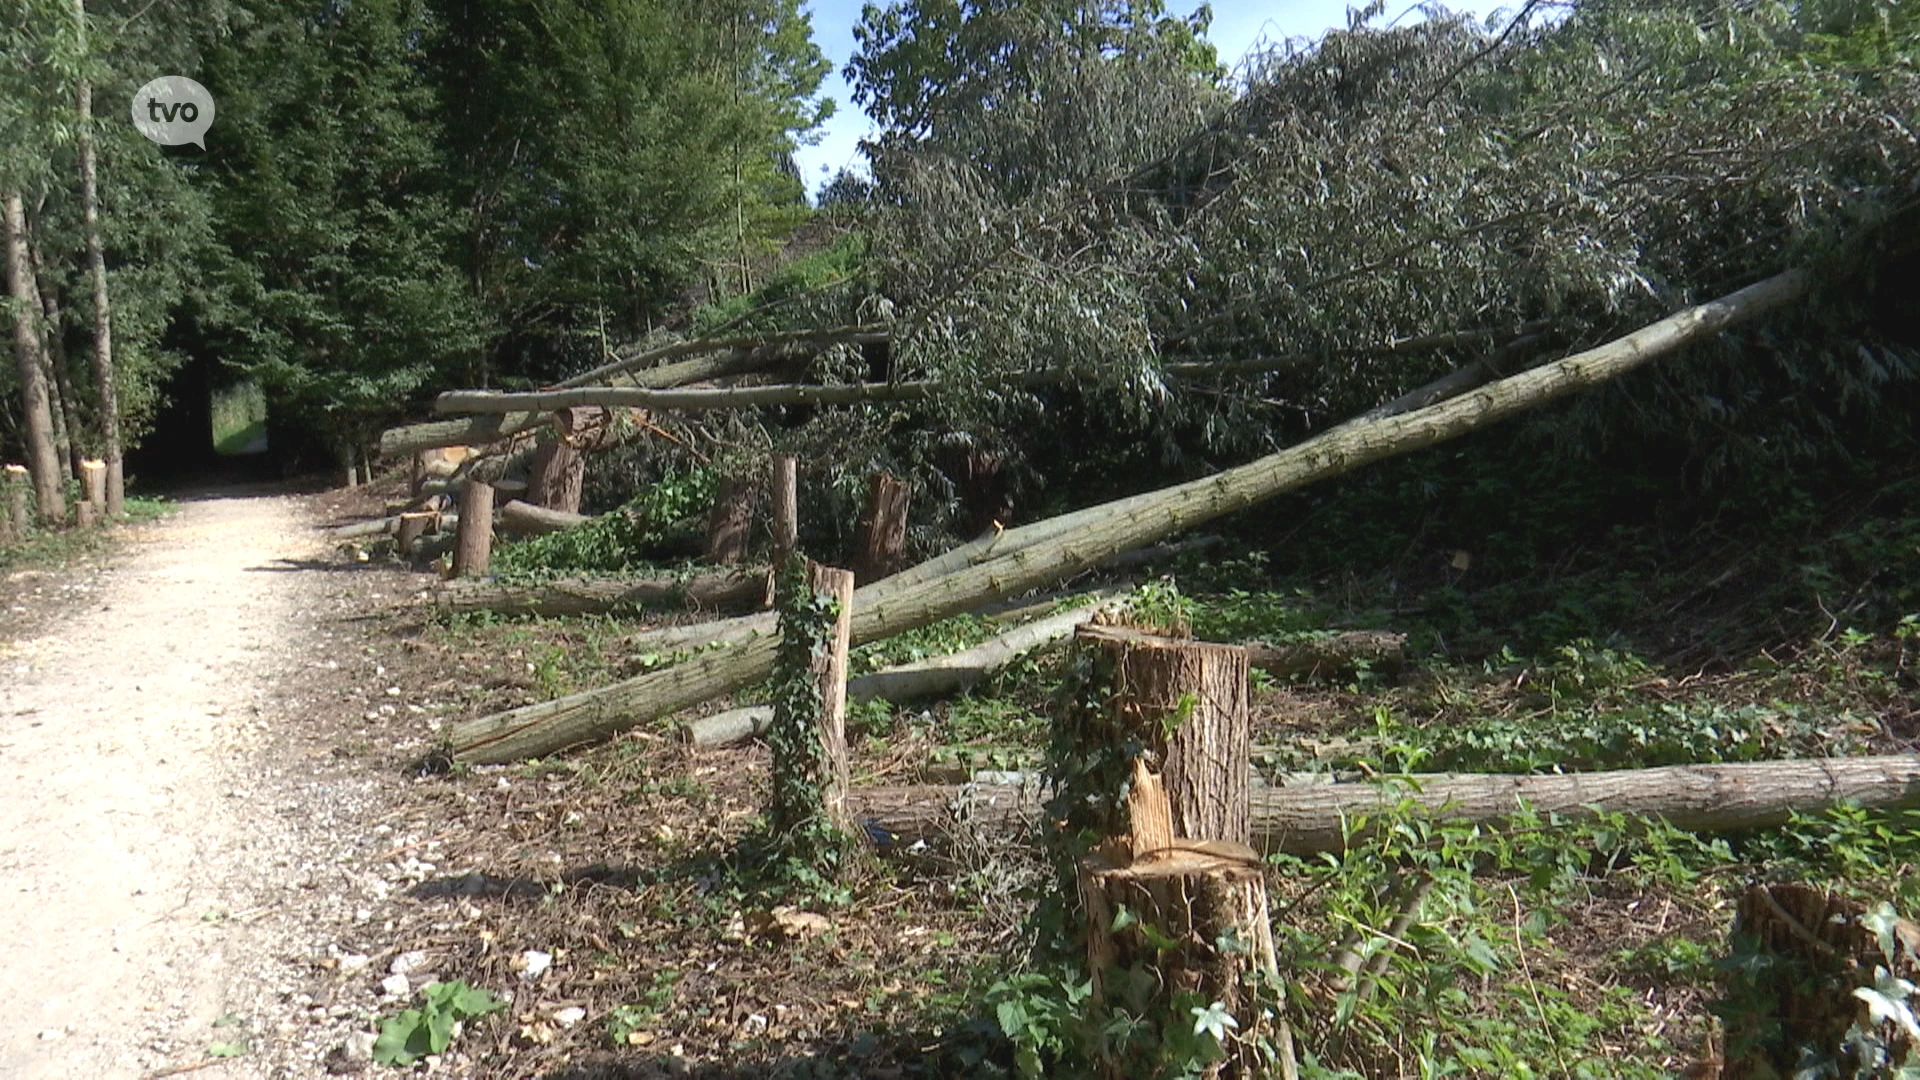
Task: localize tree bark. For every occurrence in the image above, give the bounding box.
[681,592,1129,747]
[453,480,495,577]
[3,464,28,540]
[1248,631,1407,681]
[850,754,1920,856]
[852,472,911,585]
[28,238,84,482]
[73,0,123,514]
[1079,761,1282,1080]
[770,455,797,564]
[528,409,588,513]
[4,193,66,524]
[1071,625,1253,846]
[496,499,589,537]
[434,567,770,618]
[447,268,1812,763]
[705,473,758,565]
[769,562,855,841]
[78,459,105,528]
[395,510,436,553]
[42,347,76,487]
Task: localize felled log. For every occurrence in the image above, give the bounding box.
[433,567,770,618]
[680,592,1128,747]
[1249,631,1407,680]
[496,500,589,537]
[556,323,889,389]
[849,754,1920,856]
[447,269,1814,764]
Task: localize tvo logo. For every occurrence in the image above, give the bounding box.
[131,76,215,149]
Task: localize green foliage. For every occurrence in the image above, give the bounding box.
[371,980,503,1067]
[605,970,682,1047]
[494,468,716,578]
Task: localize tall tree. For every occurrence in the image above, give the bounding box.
[73,0,124,515]
[5,192,67,522]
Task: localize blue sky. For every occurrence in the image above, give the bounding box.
[792,0,1513,194]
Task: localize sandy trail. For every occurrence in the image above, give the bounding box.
[0,493,320,1078]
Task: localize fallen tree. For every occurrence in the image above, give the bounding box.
[433,568,770,618]
[1250,631,1406,680]
[556,323,890,389]
[447,267,1812,764]
[680,590,1129,747]
[497,500,589,536]
[847,754,1920,856]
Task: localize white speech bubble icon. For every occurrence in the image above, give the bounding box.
[131,76,215,149]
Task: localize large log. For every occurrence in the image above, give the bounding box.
[680,592,1129,747]
[447,269,1812,763]
[1250,631,1407,680]
[496,499,590,537]
[849,754,1920,855]
[557,323,889,389]
[433,567,770,617]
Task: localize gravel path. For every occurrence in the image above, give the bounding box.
[0,493,393,1079]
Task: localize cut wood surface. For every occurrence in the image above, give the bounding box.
[496,500,589,536]
[433,567,770,617]
[447,269,1811,764]
[680,592,1129,747]
[849,754,1920,855]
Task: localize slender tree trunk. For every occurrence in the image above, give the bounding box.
[42,346,76,486]
[29,238,85,481]
[4,192,66,524]
[73,4,123,516]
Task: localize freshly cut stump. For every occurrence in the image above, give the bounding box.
[1079,762,1282,1080]
[396,511,436,554]
[1075,624,1253,845]
[453,480,495,578]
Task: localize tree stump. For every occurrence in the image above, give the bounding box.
[768,560,854,847]
[1079,760,1283,1080]
[770,455,798,564]
[852,471,911,584]
[1070,624,1253,845]
[453,480,495,578]
[396,510,437,555]
[2,463,25,540]
[529,407,589,514]
[1721,883,1920,1079]
[705,472,758,565]
[80,459,106,527]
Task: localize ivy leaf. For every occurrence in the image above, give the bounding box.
[1190,1000,1239,1043]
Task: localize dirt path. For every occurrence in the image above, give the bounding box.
[0,492,385,1079]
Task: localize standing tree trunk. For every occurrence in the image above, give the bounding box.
[852,471,911,584]
[528,407,589,513]
[768,560,855,851]
[29,239,84,482]
[42,348,76,487]
[73,4,124,516]
[453,480,495,577]
[4,192,66,525]
[770,455,797,564]
[705,472,758,565]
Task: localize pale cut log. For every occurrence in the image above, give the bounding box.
[453,481,495,578]
[419,476,527,499]
[434,568,769,618]
[681,591,1129,747]
[448,269,1811,764]
[80,458,105,521]
[849,754,1920,855]
[496,500,589,537]
[1250,631,1407,680]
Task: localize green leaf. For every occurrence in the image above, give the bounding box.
[205,1041,247,1058]
[373,1010,424,1067]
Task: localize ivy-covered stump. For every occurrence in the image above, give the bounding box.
[1062,624,1253,845]
[1721,883,1920,1079]
[1079,761,1285,1080]
[768,558,855,849]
